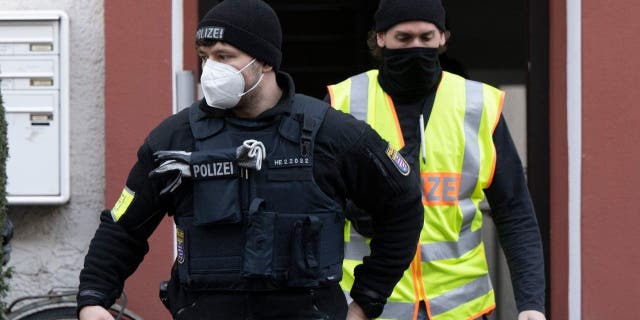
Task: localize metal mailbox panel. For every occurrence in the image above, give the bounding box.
[6,110,60,196]
[2,89,56,111]
[0,56,58,90]
[0,20,58,55]
[4,90,59,196]
[0,10,69,204]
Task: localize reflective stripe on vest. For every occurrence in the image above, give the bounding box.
[420,80,483,263]
[341,285,416,320]
[349,72,369,122]
[429,274,492,316]
[380,300,416,319]
[330,70,502,320]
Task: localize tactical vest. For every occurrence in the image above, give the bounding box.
[328,70,503,320]
[174,95,344,291]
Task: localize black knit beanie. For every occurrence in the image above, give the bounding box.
[196,0,282,70]
[375,0,446,32]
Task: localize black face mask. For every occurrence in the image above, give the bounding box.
[378,47,442,101]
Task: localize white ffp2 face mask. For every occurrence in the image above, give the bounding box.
[200,59,264,109]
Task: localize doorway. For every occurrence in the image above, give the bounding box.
[199,0,379,98]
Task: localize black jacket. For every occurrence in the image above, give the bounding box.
[77,72,423,318]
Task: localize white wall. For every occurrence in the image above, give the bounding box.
[0,0,104,302]
[500,85,527,168]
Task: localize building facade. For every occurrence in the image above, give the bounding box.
[1,1,639,319]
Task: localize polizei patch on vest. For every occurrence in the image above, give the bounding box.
[191,161,238,180]
[385,146,410,176]
[196,26,225,40]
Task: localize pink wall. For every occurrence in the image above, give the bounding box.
[581,0,640,318]
[105,1,174,318]
[549,0,569,319]
[184,0,200,81]
[549,1,640,318]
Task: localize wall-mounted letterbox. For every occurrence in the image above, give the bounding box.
[0,11,69,204]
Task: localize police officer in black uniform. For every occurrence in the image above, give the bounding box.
[77,1,423,319]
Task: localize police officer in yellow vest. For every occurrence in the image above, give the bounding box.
[327,0,546,319]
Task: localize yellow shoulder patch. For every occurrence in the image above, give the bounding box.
[111,187,135,222]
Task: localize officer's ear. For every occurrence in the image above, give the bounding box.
[438,30,450,54]
[376,31,387,48]
[259,61,273,73]
[440,30,450,47]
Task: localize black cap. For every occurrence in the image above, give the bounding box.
[374,0,446,32]
[196,0,282,70]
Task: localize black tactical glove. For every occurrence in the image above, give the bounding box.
[149,151,192,195]
[235,139,266,171]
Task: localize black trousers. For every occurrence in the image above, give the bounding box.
[171,284,348,320]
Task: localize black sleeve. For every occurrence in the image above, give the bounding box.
[77,141,167,310]
[318,109,424,317]
[484,116,546,313]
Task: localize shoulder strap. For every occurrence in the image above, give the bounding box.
[276,94,329,157]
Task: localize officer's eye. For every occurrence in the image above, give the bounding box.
[395,33,417,44]
[420,31,436,42]
[421,35,433,42]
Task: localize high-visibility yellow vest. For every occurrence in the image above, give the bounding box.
[328,70,504,320]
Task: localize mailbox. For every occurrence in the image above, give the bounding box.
[0,11,69,204]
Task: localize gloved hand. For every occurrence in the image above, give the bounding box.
[153,150,192,166]
[518,310,546,320]
[236,139,266,170]
[149,151,192,195]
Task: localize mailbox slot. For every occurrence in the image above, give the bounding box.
[0,11,69,204]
